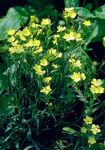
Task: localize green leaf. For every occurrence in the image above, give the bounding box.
[87,19,105,43]
[93,5,105,19]
[0,6,28,41]
[62,127,77,135]
[76,7,96,18]
[84,143,105,150]
[84,3,93,11]
[0,96,9,114]
[24,145,34,150]
[0,63,8,93]
[64,0,79,8]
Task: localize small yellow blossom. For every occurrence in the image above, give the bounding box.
[83,20,91,26]
[40,58,48,66]
[8,45,24,54]
[35,47,43,53]
[25,39,34,47]
[23,27,31,36]
[81,73,86,80]
[90,79,104,94]
[90,124,101,135]
[31,23,36,28]
[57,26,66,32]
[37,29,43,35]
[33,64,45,75]
[52,64,58,68]
[84,116,93,124]
[33,47,43,55]
[64,7,77,19]
[69,58,82,68]
[88,136,96,145]
[43,77,52,83]
[53,34,60,44]
[81,127,87,133]
[7,29,15,35]
[75,33,82,41]
[30,16,39,22]
[48,48,57,55]
[63,32,75,41]
[90,85,104,94]
[41,18,51,26]
[56,52,62,58]
[16,30,26,41]
[33,39,41,47]
[91,79,103,86]
[71,72,86,82]
[8,36,15,43]
[40,85,51,95]
[8,47,15,53]
[11,40,18,47]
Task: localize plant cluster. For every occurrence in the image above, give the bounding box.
[0,5,105,150]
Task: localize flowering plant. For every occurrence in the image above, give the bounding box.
[0,5,105,150]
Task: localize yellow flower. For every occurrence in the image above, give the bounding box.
[41,18,51,26]
[8,47,15,53]
[48,48,57,55]
[52,64,58,68]
[90,79,104,94]
[84,116,93,124]
[25,39,34,47]
[23,27,31,36]
[69,58,82,68]
[64,7,77,19]
[43,77,52,83]
[83,20,91,26]
[88,136,96,145]
[71,72,86,82]
[91,79,103,86]
[56,52,62,58]
[32,47,43,55]
[31,23,36,28]
[30,16,39,22]
[33,39,41,47]
[90,85,104,94]
[81,73,86,80]
[7,29,15,35]
[90,124,101,135]
[16,31,26,41]
[81,127,87,133]
[53,34,60,44]
[63,32,75,41]
[33,64,45,75]
[57,26,66,32]
[11,40,18,46]
[75,60,82,68]
[8,36,15,42]
[37,29,43,35]
[8,45,24,54]
[40,85,51,95]
[75,33,82,41]
[40,59,48,66]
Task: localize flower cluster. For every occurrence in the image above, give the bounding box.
[5,10,105,148]
[63,31,82,42]
[63,7,77,19]
[81,116,101,145]
[69,56,82,68]
[90,79,104,94]
[71,72,86,83]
